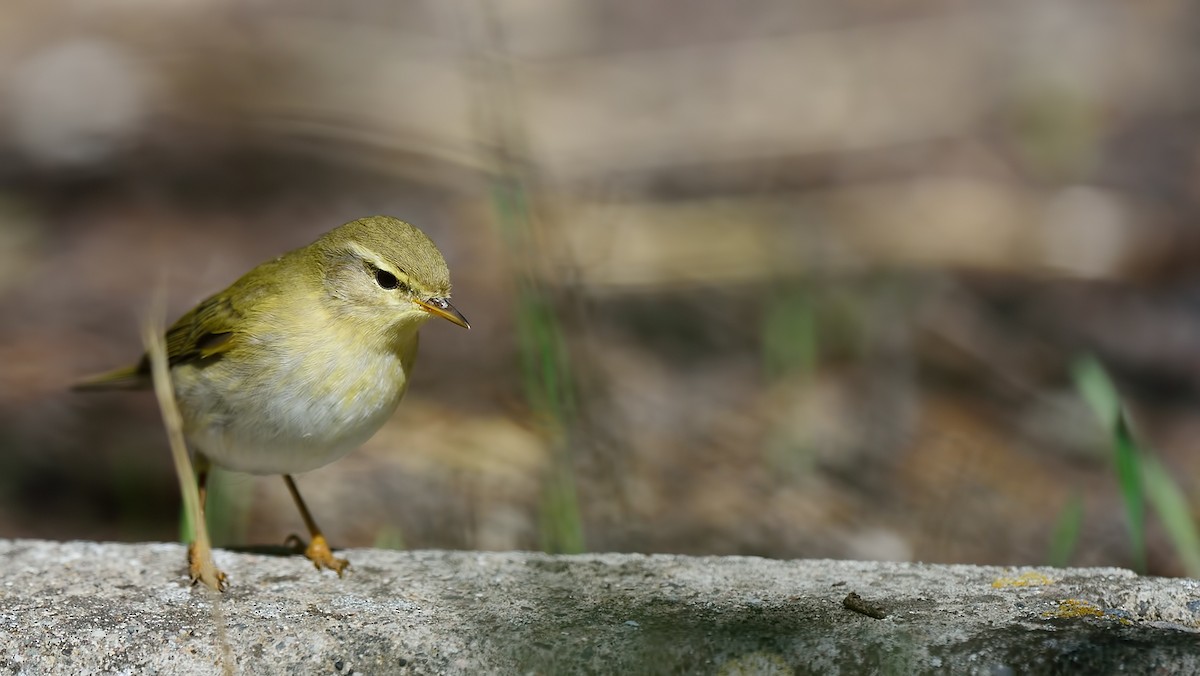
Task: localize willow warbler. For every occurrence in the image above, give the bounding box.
[76,215,469,582]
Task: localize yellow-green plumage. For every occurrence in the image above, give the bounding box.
[76,215,468,474]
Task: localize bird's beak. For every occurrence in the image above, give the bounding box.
[417,297,471,329]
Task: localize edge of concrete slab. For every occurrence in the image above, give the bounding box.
[1,539,1198,674]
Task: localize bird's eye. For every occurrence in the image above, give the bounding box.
[374,270,400,290]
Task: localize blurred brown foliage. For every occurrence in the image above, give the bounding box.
[4,0,1200,575]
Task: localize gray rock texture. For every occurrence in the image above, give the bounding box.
[1,539,1199,674]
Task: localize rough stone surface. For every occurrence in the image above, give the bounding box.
[2,539,1199,674]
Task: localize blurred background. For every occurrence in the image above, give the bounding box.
[3,0,1200,576]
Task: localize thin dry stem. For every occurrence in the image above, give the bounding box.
[143,295,234,673]
[140,299,225,591]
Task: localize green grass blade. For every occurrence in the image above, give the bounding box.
[1142,456,1200,577]
[762,286,818,380]
[1047,494,1084,567]
[178,469,250,548]
[204,469,250,547]
[1112,413,1147,573]
[179,498,195,544]
[490,175,585,554]
[540,463,586,554]
[1072,355,1120,429]
[1072,356,1145,573]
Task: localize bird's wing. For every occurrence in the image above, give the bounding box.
[162,292,241,367]
[74,271,279,391]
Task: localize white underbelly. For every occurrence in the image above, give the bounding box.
[189,399,398,474]
[175,344,411,475]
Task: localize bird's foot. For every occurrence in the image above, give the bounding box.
[187,541,228,591]
[285,533,349,577]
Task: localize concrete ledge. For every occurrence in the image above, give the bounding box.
[2,540,1199,674]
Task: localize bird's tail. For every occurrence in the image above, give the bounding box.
[71,363,149,391]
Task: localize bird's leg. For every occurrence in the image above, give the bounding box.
[187,453,227,590]
[282,474,349,576]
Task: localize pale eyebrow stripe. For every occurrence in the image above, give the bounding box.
[344,242,413,281]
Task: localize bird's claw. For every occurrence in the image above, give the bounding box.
[187,541,228,592]
[285,533,349,577]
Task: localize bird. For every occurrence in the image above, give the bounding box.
[75,215,469,587]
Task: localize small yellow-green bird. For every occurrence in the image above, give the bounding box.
[76,215,469,586]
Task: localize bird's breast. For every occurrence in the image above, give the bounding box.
[175,335,414,475]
